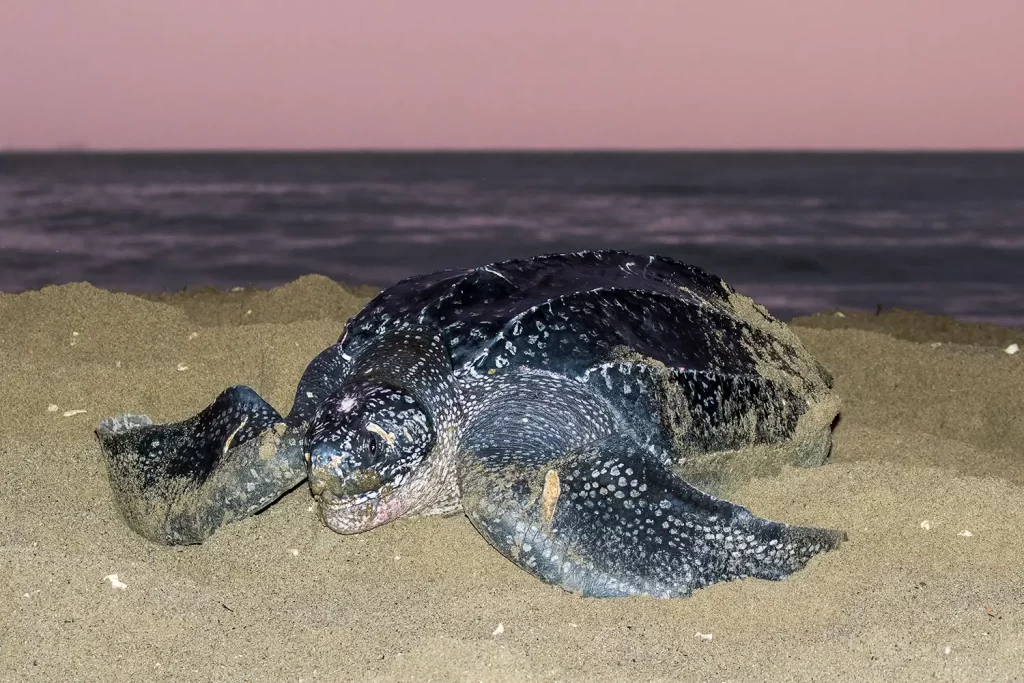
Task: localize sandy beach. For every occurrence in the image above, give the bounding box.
[2,275,1022,682]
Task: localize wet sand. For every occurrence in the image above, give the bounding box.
[2,276,1022,681]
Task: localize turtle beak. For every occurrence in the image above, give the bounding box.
[308,441,341,498]
[308,442,383,499]
[308,470,335,500]
[309,467,382,499]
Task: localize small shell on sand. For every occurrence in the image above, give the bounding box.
[1006,343,1020,355]
[695,632,714,641]
[176,363,189,371]
[959,530,974,537]
[492,623,505,637]
[103,574,128,590]
[62,409,87,417]
[920,520,932,530]
[46,404,58,412]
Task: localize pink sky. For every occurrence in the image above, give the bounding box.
[2,0,1023,150]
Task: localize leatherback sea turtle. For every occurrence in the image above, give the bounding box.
[97,251,843,598]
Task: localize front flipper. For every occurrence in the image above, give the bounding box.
[96,386,307,545]
[461,435,844,598]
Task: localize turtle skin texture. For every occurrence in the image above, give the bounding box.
[97,250,844,598]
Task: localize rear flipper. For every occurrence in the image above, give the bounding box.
[96,386,307,545]
[461,434,844,598]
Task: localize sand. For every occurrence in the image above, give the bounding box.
[2,276,1022,682]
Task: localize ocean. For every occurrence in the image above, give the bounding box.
[1,151,1022,327]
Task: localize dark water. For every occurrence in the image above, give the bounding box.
[1,151,1022,327]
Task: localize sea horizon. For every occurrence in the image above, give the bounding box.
[2,150,1022,327]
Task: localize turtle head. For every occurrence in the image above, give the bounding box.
[305,380,435,533]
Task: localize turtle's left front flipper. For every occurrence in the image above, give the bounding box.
[461,434,844,598]
[96,386,307,545]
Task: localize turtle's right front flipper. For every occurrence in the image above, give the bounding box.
[461,434,844,598]
[96,386,307,545]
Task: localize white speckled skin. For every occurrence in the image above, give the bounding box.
[98,250,844,598]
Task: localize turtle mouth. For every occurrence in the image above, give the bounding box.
[313,472,414,533]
